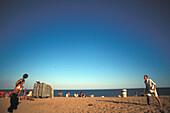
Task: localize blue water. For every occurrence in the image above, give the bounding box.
[53,88,170,97]
[1,88,170,97]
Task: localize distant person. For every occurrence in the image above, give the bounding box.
[82,93,85,97]
[135,92,138,97]
[66,93,68,97]
[79,92,85,97]
[74,93,78,97]
[0,91,6,98]
[7,92,12,98]
[8,74,28,112]
[140,91,144,97]
[67,92,70,97]
[20,91,34,101]
[144,75,162,107]
[58,92,62,97]
[78,92,82,97]
[26,90,32,97]
[118,94,121,97]
[58,92,61,97]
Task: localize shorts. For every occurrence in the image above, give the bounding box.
[146,89,158,97]
[8,93,19,112]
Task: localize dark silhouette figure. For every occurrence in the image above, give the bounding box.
[8,74,28,112]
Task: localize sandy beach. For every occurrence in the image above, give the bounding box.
[0,96,169,113]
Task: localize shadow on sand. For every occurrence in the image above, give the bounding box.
[97,100,147,106]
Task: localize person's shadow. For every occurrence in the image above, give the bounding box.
[97,100,147,106]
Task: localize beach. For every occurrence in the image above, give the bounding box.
[0,96,169,113]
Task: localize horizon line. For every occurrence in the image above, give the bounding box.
[1,87,170,90]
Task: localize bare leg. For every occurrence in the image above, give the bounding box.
[155,96,162,107]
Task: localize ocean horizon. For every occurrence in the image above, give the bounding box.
[1,87,170,97]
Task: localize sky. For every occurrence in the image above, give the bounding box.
[0,0,170,89]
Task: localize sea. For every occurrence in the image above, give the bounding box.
[1,87,170,97]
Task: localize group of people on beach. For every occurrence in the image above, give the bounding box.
[6,73,162,112]
[58,92,86,97]
[0,91,11,98]
[57,92,71,97]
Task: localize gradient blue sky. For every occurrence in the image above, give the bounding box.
[0,0,170,89]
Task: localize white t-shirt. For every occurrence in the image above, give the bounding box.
[144,79,158,97]
[27,91,32,96]
[145,79,156,90]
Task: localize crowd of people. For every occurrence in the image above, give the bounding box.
[0,91,11,98]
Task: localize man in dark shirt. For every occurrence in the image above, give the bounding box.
[8,74,28,112]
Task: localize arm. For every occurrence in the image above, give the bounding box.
[154,84,156,91]
[150,79,156,91]
[18,90,21,97]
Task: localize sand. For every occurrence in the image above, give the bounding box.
[0,96,170,113]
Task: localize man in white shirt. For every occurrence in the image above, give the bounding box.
[144,75,162,107]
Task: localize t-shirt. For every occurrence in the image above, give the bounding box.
[145,79,156,90]
[27,91,32,96]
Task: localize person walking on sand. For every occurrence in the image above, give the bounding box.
[144,75,162,107]
[8,74,28,112]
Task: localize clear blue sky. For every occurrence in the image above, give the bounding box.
[0,0,170,89]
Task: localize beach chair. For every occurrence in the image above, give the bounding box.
[33,82,53,98]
